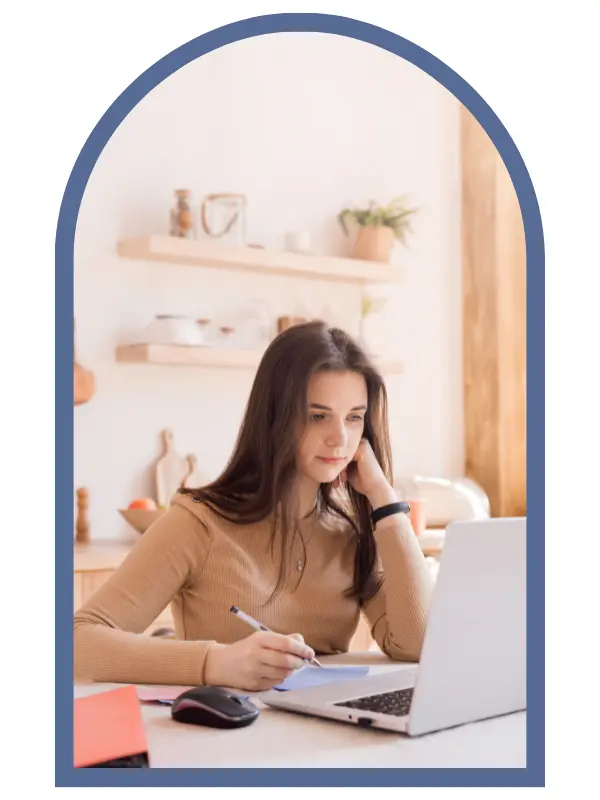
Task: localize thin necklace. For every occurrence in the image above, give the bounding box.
[295,510,318,572]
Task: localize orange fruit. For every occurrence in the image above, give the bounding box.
[128,498,158,511]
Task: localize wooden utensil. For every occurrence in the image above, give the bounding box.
[155,429,189,507]
[183,453,204,490]
[76,487,90,543]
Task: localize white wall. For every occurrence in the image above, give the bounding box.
[74,32,463,540]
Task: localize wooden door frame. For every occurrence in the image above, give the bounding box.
[461,105,527,517]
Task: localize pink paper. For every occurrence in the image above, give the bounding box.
[136,685,192,702]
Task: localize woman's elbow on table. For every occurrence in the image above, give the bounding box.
[379,632,425,663]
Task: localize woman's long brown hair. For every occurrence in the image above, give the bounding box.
[179,320,393,603]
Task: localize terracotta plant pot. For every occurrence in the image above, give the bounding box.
[352,226,395,263]
[74,365,95,406]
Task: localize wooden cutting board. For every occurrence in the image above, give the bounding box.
[155,429,189,507]
[183,453,205,490]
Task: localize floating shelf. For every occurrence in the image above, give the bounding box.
[116,344,404,374]
[117,235,403,285]
[116,344,263,369]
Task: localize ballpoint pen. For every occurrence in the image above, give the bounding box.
[230,605,324,667]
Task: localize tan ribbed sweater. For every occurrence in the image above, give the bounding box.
[74,492,434,685]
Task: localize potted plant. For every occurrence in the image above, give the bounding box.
[338,196,417,263]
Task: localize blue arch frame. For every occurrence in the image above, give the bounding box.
[57,13,544,788]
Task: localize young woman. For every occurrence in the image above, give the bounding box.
[74,321,434,690]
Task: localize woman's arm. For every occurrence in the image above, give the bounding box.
[361,492,435,661]
[74,498,316,690]
[343,441,435,662]
[74,503,214,686]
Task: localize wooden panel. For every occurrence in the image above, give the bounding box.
[80,570,115,607]
[496,156,527,516]
[74,541,134,572]
[74,567,174,634]
[461,108,501,510]
[461,105,527,516]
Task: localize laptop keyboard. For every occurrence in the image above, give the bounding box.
[333,687,414,717]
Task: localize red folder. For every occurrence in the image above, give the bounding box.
[74,685,149,768]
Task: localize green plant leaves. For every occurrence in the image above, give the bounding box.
[337,197,418,243]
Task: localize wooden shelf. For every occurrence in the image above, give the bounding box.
[116,344,264,368]
[116,344,404,374]
[117,235,403,285]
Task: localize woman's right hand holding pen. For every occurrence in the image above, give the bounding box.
[204,631,315,691]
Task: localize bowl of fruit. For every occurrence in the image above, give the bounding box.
[119,498,167,534]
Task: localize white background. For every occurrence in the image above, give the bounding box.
[2,0,599,797]
[73,30,462,538]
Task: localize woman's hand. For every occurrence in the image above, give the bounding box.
[336,438,398,510]
[203,631,315,692]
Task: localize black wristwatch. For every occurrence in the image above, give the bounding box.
[370,501,411,525]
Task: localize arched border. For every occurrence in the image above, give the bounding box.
[58,13,543,788]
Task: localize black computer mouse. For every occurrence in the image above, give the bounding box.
[170,686,259,729]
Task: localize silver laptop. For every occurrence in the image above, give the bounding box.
[260,517,526,736]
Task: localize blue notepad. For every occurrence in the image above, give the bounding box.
[274,665,369,691]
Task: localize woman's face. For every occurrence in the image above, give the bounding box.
[296,370,368,486]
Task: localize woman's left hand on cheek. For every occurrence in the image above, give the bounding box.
[335,438,389,497]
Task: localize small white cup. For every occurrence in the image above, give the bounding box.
[285,231,312,254]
